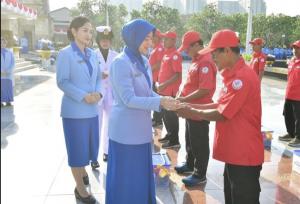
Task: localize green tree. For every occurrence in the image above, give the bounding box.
[71,0,129,50]
[130,0,184,40]
[186,4,223,44]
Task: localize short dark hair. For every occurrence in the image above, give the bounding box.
[67,16,90,41]
[217,47,240,54]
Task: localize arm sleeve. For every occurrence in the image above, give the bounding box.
[110,58,161,111]
[56,50,88,102]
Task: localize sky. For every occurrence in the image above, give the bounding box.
[49,0,300,17]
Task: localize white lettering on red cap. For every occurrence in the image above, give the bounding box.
[202,67,209,74]
[232,79,243,90]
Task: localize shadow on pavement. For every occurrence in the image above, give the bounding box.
[1,106,19,149]
[14,75,51,97]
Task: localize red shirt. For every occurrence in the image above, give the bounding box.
[158,47,182,96]
[286,57,300,101]
[149,43,164,82]
[214,58,264,166]
[181,53,217,104]
[249,51,267,76]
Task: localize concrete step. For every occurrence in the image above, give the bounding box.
[14,64,39,73]
[15,61,32,68]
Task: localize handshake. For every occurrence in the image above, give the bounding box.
[160,96,186,111]
[84,92,102,104]
[160,97,201,120]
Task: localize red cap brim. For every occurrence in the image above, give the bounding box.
[198,47,216,55]
[177,44,188,52]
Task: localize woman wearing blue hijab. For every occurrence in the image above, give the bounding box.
[105,19,181,204]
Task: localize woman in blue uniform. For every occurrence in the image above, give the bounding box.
[1,37,15,107]
[56,16,102,204]
[105,19,181,204]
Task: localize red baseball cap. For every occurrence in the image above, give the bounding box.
[249,38,264,46]
[154,29,164,38]
[198,29,240,55]
[162,31,177,39]
[178,31,201,52]
[292,40,300,48]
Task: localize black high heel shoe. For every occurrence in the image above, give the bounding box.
[74,188,96,204]
[83,175,89,185]
[91,161,100,170]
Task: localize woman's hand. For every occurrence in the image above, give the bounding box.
[84,93,102,104]
[160,96,184,111]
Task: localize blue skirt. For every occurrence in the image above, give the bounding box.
[1,79,14,103]
[62,116,99,167]
[105,140,156,204]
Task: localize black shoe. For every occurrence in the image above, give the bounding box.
[83,175,89,185]
[6,102,12,106]
[279,134,294,141]
[182,175,207,187]
[288,137,300,147]
[162,141,181,149]
[158,135,170,143]
[1,103,4,107]
[91,161,100,170]
[74,188,96,204]
[174,163,193,174]
[103,153,108,162]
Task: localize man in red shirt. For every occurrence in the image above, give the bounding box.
[177,29,264,204]
[174,31,217,186]
[249,38,267,82]
[149,29,164,128]
[157,31,182,148]
[279,40,300,147]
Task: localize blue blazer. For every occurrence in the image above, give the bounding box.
[1,48,15,80]
[56,45,102,119]
[109,53,161,145]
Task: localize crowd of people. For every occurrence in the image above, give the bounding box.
[2,14,299,204]
[54,16,299,204]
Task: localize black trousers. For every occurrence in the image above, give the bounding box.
[152,82,163,123]
[185,119,209,178]
[224,163,262,204]
[162,109,179,143]
[283,99,300,139]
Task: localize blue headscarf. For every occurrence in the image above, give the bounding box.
[122,19,155,88]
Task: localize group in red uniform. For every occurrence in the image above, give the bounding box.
[176,29,264,204]
[279,40,300,147]
[148,25,300,203]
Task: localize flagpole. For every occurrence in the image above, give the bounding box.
[245,0,253,54]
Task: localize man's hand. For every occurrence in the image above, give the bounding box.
[156,82,167,93]
[176,106,202,120]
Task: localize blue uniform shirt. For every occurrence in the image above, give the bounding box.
[108,53,161,145]
[56,43,102,119]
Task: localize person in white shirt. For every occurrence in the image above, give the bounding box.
[93,26,118,168]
